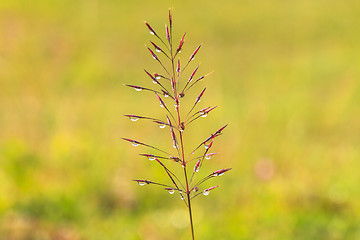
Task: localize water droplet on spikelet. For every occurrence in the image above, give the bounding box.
[130,117,139,122]
[168,189,175,194]
[203,191,210,196]
[138,182,146,186]
[158,124,166,129]
[131,142,139,147]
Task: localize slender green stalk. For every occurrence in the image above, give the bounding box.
[179,129,196,239]
[187,190,195,240]
[180,133,195,240]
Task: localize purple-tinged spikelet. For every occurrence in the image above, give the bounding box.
[188,44,202,63]
[177,33,186,53]
[212,168,232,177]
[147,47,159,60]
[145,22,157,36]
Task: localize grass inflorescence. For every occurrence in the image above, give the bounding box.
[123,9,231,240]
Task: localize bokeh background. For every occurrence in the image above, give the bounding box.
[1,0,360,239]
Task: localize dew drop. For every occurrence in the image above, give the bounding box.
[180,195,185,200]
[131,142,139,147]
[138,182,146,186]
[212,172,224,177]
[155,75,161,80]
[193,187,199,192]
[173,143,179,149]
[148,157,156,161]
[152,80,158,84]
[201,113,208,118]
[168,189,175,194]
[195,168,199,173]
[134,87,142,91]
[150,31,155,35]
[205,154,211,160]
[204,144,210,150]
[130,117,139,122]
[155,49,161,53]
[158,124,166,129]
[160,103,164,108]
[203,191,210,196]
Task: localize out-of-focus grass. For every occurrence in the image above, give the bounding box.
[1,0,360,239]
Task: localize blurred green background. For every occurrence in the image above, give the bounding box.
[1,0,360,239]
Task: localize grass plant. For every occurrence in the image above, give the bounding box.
[123,9,231,240]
